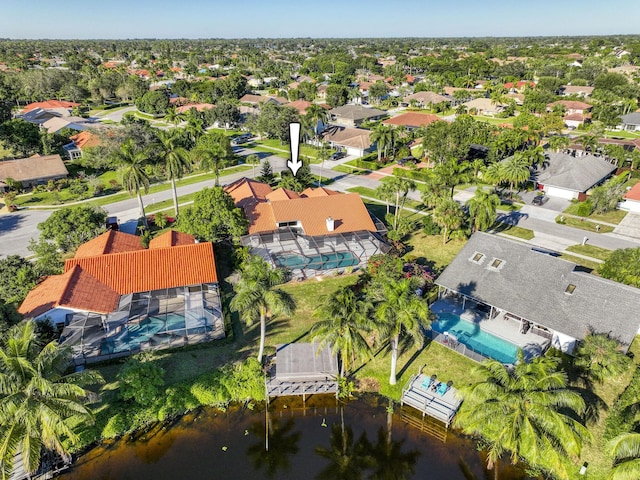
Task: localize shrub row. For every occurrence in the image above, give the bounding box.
[392,167,432,182]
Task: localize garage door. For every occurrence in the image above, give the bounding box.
[546,186,576,200]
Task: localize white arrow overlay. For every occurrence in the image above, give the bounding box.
[287,122,303,176]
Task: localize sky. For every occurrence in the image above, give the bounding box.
[2,0,639,39]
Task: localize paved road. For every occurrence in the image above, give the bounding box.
[2,146,640,259]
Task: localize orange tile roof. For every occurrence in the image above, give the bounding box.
[247,202,277,234]
[19,266,121,317]
[64,243,218,294]
[266,188,300,201]
[266,193,376,236]
[23,100,79,113]
[285,100,313,115]
[301,187,340,197]
[149,230,195,249]
[548,100,592,111]
[224,177,273,209]
[624,182,640,202]
[74,231,144,258]
[70,131,101,150]
[176,103,215,114]
[383,112,442,128]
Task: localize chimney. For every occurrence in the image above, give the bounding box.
[326,217,335,232]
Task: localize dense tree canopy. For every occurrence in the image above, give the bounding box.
[37,205,108,253]
[176,187,248,242]
[599,248,640,288]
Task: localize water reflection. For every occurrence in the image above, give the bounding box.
[247,417,301,478]
[61,396,528,480]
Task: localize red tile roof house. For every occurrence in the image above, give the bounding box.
[224,178,389,280]
[18,230,224,365]
[382,112,443,130]
[620,182,640,213]
[548,100,593,128]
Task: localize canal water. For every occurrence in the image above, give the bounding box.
[60,395,528,480]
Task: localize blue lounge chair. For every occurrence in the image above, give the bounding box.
[421,374,437,389]
[436,382,449,396]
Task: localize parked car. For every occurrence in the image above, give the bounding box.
[329,151,346,161]
[397,156,418,166]
[105,216,119,231]
[532,194,548,206]
[231,133,252,145]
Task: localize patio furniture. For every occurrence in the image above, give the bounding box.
[437,381,453,396]
[421,374,437,389]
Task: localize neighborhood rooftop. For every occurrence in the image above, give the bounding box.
[435,232,640,348]
[530,152,617,192]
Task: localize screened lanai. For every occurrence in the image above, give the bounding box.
[241,228,389,279]
[59,283,224,364]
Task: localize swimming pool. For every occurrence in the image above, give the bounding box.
[273,251,359,271]
[432,312,519,364]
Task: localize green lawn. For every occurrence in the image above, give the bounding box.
[489,223,535,240]
[559,253,602,272]
[403,231,467,271]
[565,244,612,262]
[13,165,252,208]
[347,186,424,210]
[473,115,516,125]
[556,216,615,233]
[248,139,322,163]
[602,130,640,140]
[332,164,366,175]
[564,203,628,225]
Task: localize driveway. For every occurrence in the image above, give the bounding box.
[0,209,52,258]
[614,212,640,240]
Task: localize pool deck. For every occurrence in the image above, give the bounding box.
[401,373,463,427]
[430,298,550,361]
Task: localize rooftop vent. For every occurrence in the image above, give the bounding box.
[326,217,335,232]
[565,284,576,295]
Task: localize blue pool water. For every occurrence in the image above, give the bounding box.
[273,251,359,270]
[432,313,519,364]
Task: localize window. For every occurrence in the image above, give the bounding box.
[490,258,503,269]
[470,252,485,264]
[565,284,576,295]
[277,220,298,228]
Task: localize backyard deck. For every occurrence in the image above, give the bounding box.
[266,343,339,399]
[400,373,463,427]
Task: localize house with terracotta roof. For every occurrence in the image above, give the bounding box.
[320,125,374,157]
[224,178,388,279]
[21,100,79,116]
[382,112,443,130]
[560,85,594,97]
[620,182,640,213]
[18,230,224,364]
[63,131,102,160]
[0,154,68,192]
[547,100,592,115]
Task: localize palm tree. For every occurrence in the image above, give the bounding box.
[548,135,571,153]
[385,177,416,230]
[376,278,431,385]
[370,124,394,162]
[432,159,472,198]
[230,256,295,363]
[574,331,631,384]
[317,143,331,187]
[157,131,191,217]
[522,145,545,167]
[579,134,599,154]
[433,198,466,244]
[466,188,501,232]
[305,104,328,144]
[193,143,229,186]
[246,153,260,178]
[0,321,103,479]
[376,182,397,216]
[164,106,185,127]
[607,433,640,480]
[185,116,206,144]
[501,154,530,193]
[311,287,373,377]
[455,354,591,478]
[114,139,151,225]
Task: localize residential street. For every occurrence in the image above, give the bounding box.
[1,147,639,259]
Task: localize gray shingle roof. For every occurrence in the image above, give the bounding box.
[621,112,640,126]
[329,104,386,121]
[435,232,640,348]
[530,152,616,192]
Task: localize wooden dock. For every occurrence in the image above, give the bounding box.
[400,373,463,427]
[266,343,339,399]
